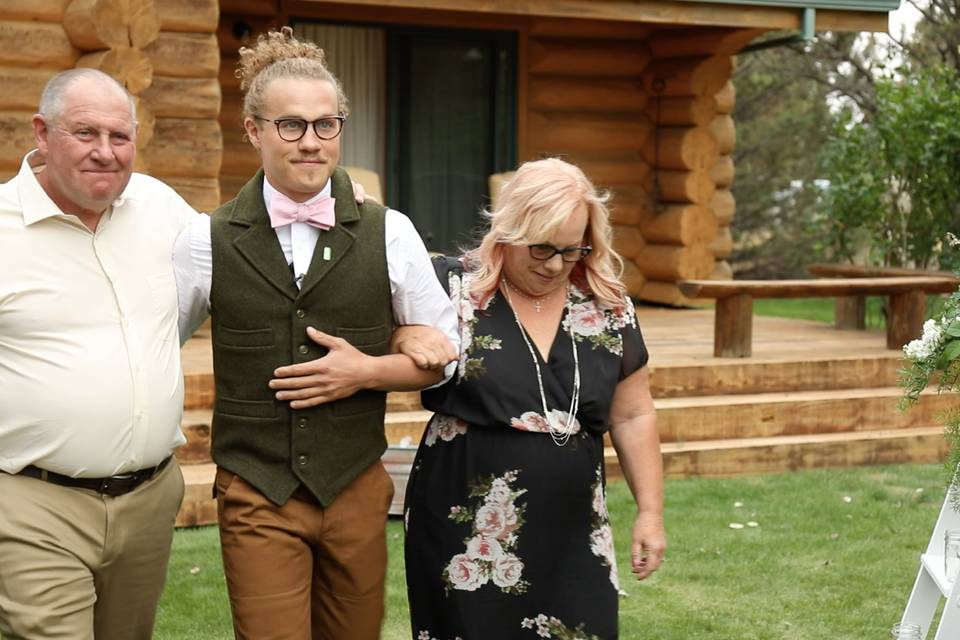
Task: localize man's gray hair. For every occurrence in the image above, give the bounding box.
[38,69,138,126]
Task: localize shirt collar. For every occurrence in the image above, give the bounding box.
[261,176,332,212]
[17,150,132,226]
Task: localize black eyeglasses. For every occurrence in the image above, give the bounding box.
[528,244,592,262]
[254,115,346,142]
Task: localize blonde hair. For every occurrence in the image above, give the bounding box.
[464,157,627,309]
[236,26,349,120]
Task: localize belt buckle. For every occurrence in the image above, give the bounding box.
[99,473,135,497]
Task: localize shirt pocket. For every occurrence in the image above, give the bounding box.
[215,326,275,349]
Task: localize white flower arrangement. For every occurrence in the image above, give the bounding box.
[900,237,960,501]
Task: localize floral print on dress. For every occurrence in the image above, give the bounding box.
[417,632,462,640]
[509,410,581,436]
[589,465,620,591]
[520,614,601,640]
[562,286,636,357]
[443,470,529,595]
[448,269,502,382]
[425,413,468,447]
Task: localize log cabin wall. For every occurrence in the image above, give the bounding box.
[0,0,222,214]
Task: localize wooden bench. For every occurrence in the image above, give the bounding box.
[807,263,959,330]
[678,277,959,358]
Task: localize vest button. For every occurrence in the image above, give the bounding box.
[296,309,306,319]
[298,455,308,466]
[297,418,307,429]
[298,344,309,355]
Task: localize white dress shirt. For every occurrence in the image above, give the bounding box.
[0,152,199,477]
[174,176,459,381]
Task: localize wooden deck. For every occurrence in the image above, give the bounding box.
[175,308,947,526]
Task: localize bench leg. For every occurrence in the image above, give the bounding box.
[835,295,866,330]
[714,293,753,358]
[887,290,924,349]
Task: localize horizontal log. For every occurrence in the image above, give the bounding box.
[643,56,732,98]
[144,32,219,78]
[709,225,733,258]
[140,75,221,118]
[529,38,651,77]
[652,169,715,204]
[574,156,651,188]
[621,258,645,298]
[0,21,79,69]
[634,243,715,280]
[220,134,261,175]
[156,0,219,33]
[638,280,693,307]
[612,224,645,259]
[219,90,246,128]
[714,80,736,114]
[63,0,128,50]
[711,188,735,225]
[3,0,71,21]
[528,77,647,113]
[76,47,153,94]
[219,0,279,17]
[140,117,222,177]
[678,277,960,299]
[642,126,718,171]
[640,204,716,246]
[709,114,735,155]
[162,175,221,213]
[808,263,958,280]
[647,27,765,57]
[528,112,651,153]
[129,0,161,48]
[646,94,716,127]
[608,187,652,226]
[0,67,55,111]
[220,55,242,91]
[709,154,735,189]
[0,111,37,173]
[219,173,250,204]
[529,17,652,40]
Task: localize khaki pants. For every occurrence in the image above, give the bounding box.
[0,458,184,640]
[216,462,394,640]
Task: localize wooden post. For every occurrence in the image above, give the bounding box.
[714,293,753,357]
[834,296,866,330]
[887,290,925,349]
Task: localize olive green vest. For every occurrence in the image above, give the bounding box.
[209,167,392,506]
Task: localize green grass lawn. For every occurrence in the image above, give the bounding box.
[750,296,947,328]
[155,464,949,639]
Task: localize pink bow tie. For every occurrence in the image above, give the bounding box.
[268,192,336,230]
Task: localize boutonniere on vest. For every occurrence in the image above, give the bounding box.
[268,192,336,230]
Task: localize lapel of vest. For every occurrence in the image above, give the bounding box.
[297,167,361,300]
[228,170,299,301]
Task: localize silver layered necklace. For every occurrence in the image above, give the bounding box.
[501,280,581,447]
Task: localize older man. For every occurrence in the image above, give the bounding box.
[0,69,196,638]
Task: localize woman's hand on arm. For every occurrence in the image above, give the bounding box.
[391,325,458,371]
[608,365,666,580]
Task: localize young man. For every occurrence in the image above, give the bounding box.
[174,28,458,639]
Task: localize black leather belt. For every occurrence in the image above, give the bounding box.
[16,456,172,498]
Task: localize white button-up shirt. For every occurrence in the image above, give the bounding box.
[174,176,460,381]
[0,152,199,477]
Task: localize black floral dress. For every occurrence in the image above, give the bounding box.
[403,259,649,640]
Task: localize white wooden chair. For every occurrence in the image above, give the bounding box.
[901,484,960,638]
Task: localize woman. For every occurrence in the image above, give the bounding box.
[403,158,665,640]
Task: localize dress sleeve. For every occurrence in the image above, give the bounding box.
[620,296,649,380]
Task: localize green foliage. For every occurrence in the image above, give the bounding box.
[155,466,948,639]
[819,66,960,268]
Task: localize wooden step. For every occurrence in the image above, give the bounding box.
[653,387,954,443]
[648,353,903,398]
[385,410,431,445]
[604,427,947,480]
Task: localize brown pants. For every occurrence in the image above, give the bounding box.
[0,458,184,640]
[216,462,395,640]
